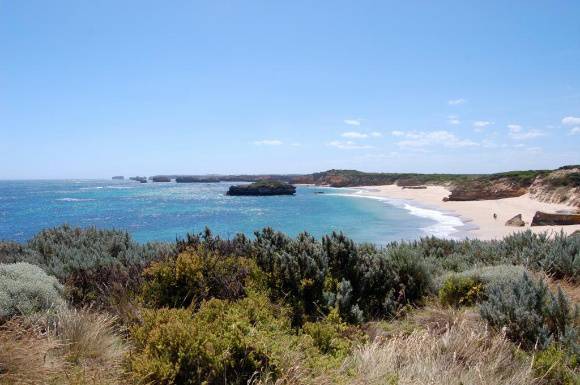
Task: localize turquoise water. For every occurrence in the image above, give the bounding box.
[0,180,456,244]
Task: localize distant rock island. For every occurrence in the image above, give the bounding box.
[227,180,296,196]
[176,176,220,183]
[129,176,147,183]
[151,176,171,183]
[112,176,124,180]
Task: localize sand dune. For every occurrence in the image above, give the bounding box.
[358,185,580,240]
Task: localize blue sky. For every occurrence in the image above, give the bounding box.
[1,1,579,179]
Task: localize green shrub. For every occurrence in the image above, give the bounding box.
[533,344,578,385]
[438,275,483,307]
[252,229,329,325]
[480,273,578,350]
[0,262,64,319]
[130,293,305,385]
[141,250,258,309]
[25,225,175,281]
[302,308,365,356]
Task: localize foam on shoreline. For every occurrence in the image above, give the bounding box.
[325,189,466,239]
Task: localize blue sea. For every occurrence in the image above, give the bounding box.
[0,180,464,244]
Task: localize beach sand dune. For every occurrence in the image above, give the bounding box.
[358,185,580,240]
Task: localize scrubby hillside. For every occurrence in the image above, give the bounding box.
[530,166,580,207]
[301,166,580,205]
[1,226,578,384]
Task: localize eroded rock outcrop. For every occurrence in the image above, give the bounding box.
[531,211,580,226]
[529,166,580,207]
[444,179,527,201]
[505,214,525,227]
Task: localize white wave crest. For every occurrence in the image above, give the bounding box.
[56,198,95,202]
[324,190,464,238]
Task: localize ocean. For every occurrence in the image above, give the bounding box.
[0,180,464,244]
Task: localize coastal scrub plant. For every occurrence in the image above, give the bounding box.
[0,262,64,319]
[480,273,579,351]
[130,293,298,385]
[438,274,483,307]
[141,248,259,309]
[24,224,176,281]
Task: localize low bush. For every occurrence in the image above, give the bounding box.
[130,293,294,385]
[26,225,176,281]
[438,275,483,307]
[533,343,579,385]
[141,249,259,309]
[302,308,364,357]
[480,273,578,351]
[0,262,64,319]
[252,229,329,325]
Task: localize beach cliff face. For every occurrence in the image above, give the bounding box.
[529,167,580,207]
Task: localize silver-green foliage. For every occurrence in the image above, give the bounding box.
[480,273,578,351]
[0,262,64,318]
[21,224,176,280]
[435,264,528,292]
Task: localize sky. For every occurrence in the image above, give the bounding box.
[1,1,579,179]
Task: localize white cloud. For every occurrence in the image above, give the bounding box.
[570,127,580,135]
[395,130,478,148]
[253,139,283,146]
[473,120,493,128]
[370,131,382,137]
[447,115,461,125]
[562,116,580,126]
[328,140,373,150]
[391,130,405,136]
[508,126,544,140]
[448,98,466,105]
[341,131,368,139]
[344,119,361,126]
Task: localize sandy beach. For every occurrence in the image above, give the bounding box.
[357,185,580,240]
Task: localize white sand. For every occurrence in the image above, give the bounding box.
[356,185,580,240]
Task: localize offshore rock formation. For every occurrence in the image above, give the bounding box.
[176,176,220,183]
[505,214,525,227]
[227,180,296,196]
[130,176,147,183]
[531,211,580,226]
[112,176,124,180]
[151,176,171,183]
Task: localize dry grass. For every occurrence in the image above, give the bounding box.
[49,308,128,384]
[343,308,539,385]
[1,309,129,385]
[0,318,61,385]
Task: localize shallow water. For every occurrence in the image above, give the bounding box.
[0,180,463,244]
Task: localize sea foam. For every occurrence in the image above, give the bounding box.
[326,190,464,238]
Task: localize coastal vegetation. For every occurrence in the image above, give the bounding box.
[0,225,578,384]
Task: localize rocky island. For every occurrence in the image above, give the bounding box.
[227,180,296,196]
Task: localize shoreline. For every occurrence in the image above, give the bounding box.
[353,185,580,240]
